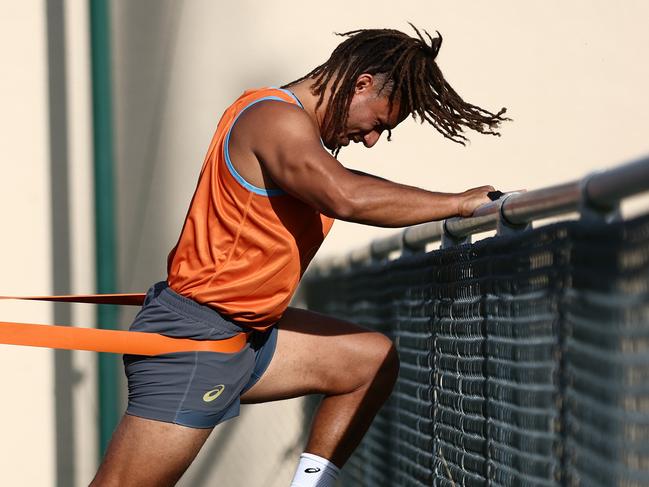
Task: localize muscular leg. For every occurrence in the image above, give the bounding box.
[91,307,398,486]
[90,415,212,487]
[240,307,400,468]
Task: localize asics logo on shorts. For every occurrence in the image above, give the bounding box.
[203,384,225,402]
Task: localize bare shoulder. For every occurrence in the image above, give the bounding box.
[232,99,322,150]
[226,95,339,202]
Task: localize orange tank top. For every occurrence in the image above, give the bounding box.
[167,87,334,331]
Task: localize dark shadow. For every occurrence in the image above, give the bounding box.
[112,0,183,292]
[46,1,76,485]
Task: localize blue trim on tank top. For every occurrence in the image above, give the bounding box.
[223,94,291,197]
[276,88,304,108]
[224,88,306,197]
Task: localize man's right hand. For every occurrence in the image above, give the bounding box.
[457,185,496,218]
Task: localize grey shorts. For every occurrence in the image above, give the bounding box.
[123,281,278,428]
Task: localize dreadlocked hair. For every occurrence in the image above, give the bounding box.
[283,24,509,155]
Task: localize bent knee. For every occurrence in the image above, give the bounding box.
[354,332,400,388]
[318,330,400,394]
[375,334,400,381]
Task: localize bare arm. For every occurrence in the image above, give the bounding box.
[240,101,493,228]
[347,168,388,181]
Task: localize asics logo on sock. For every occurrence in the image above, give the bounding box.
[203,385,225,402]
[304,467,321,473]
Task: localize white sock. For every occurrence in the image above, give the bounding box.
[289,452,340,487]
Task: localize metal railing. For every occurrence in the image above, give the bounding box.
[314,154,649,272]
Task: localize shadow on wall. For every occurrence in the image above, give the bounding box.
[45,1,77,485]
[112,0,285,297]
[113,0,186,296]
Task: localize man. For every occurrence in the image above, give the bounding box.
[91,26,507,487]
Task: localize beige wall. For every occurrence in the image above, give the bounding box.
[1,1,649,486]
[0,1,96,486]
[312,0,649,257]
[0,4,55,484]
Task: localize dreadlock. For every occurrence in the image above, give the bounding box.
[283,24,509,155]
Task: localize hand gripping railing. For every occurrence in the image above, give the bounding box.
[314,154,649,273]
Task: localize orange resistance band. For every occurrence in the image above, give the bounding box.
[0,294,250,356]
[0,293,146,306]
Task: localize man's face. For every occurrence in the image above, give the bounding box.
[327,74,405,151]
